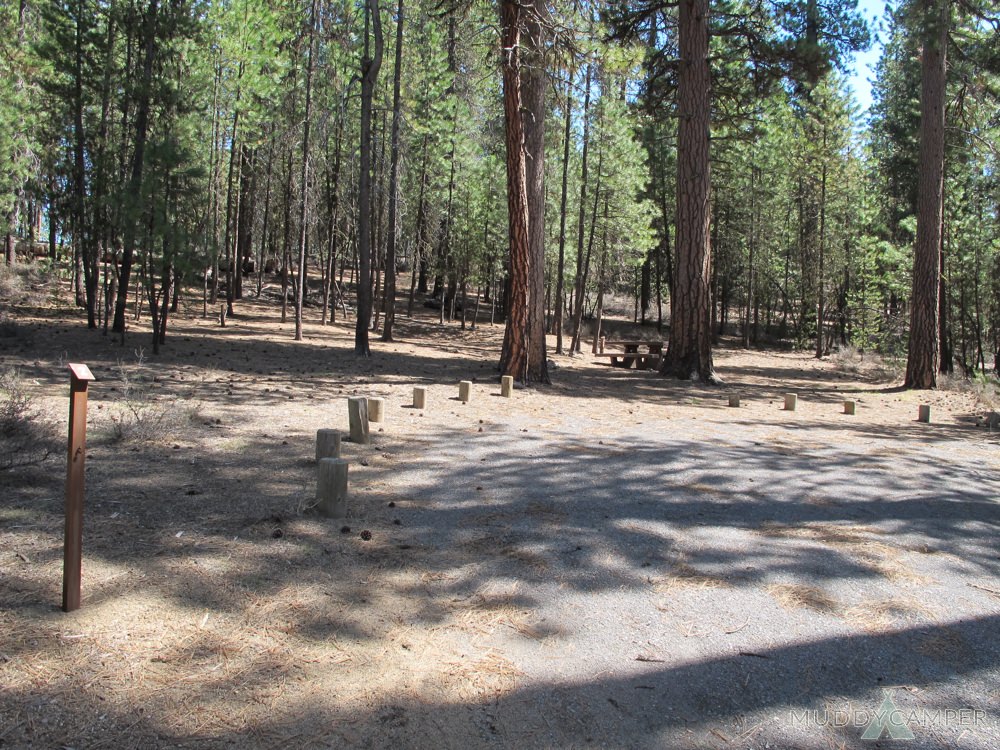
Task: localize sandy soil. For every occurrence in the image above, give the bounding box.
[1,284,998,749]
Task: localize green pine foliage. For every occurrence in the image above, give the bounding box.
[1,0,997,376]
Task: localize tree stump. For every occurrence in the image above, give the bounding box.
[316,429,342,461]
[316,458,348,518]
[784,393,797,411]
[500,375,514,398]
[347,397,370,443]
[918,404,931,423]
[458,381,472,403]
[368,397,385,423]
[599,336,606,354]
[412,387,426,409]
[844,400,856,415]
[728,394,740,408]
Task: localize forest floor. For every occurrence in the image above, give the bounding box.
[1,272,999,749]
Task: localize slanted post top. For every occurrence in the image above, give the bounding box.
[68,363,96,383]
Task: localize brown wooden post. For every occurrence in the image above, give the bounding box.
[63,363,95,613]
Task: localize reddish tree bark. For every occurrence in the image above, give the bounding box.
[905,0,948,389]
[498,0,548,383]
[521,0,549,382]
[660,0,716,382]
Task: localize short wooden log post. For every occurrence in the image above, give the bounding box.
[784,393,798,411]
[458,381,472,403]
[844,400,856,416]
[316,458,348,518]
[368,397,385,423]
[918,404,931,423]
[412,387,426,410]
[347,397,370,443]
[728,394,741,408]
[316,429,342,461]
[599,336,606,353]
[500,375,514,398]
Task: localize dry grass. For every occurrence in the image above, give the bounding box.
[830,346,906,382]
[767,583,838,613]
[441,649,523,703]
[914,628,972,663]
[654,555,731,591]
[757,521,882,545]
[757,522,926,584]
[454,582,532,635]
[502,546,550,575]
[0,366,56,470]
[940,371,1000,412]
[522,501,568,523]
[843,599,935,632]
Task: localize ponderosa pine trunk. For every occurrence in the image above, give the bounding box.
[355,0,382,356]
[904,0,948,389]
[554,74,572,354]
[498,0,532,380]
[113,0,159,335]
[520,0,549,382]
[660,0,716,382]
[294,0,317,342]
[568,63,592,354]
[408,137,428,317]
[382,0,404,342]
[72,0,97,327]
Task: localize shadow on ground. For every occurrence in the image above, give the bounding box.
[2,296,998,749]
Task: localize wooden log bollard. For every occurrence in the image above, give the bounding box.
[368,397,385,423]
[784,393,798,411]
[728,394,741,408]
[844,400,856,415]
[918,404,931,423]
[500,375,514,398]
[347,397,370,443]
[316,458,348,518]
[412,387,426,410]
[458,381,472,403]
[316,429,342,461]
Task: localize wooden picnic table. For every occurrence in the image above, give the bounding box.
[602,340,664,354]
[594,339,665,370]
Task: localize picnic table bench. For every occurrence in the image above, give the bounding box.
[594,339,664,370]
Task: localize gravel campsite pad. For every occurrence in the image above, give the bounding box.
[1,297,998,749]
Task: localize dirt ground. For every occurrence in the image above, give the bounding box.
[1,279,999,749]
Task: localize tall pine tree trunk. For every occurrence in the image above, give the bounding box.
[569,63,592,353]
[521,0,549,382]
[294,0,317,341]
[554,74,572,354]
[904,0,948,388]
[408,137,428,316]
[498,0,531,378]
[382,0,403,341]
[112,0,159,335]
[661,0,716,382]
[355,0,383,355]
[499,0,549,383]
